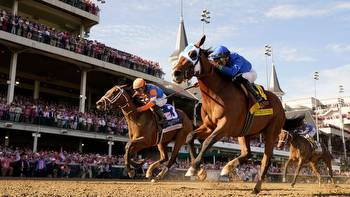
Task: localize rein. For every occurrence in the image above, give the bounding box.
[101,86,134,117]
[278,131,292,144]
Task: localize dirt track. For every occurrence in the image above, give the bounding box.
[0,179,349,197]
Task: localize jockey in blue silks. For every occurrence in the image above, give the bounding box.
[133,78,167,124]
[208,46,263,104]
[294,121,322,152]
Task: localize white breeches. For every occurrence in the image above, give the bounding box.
[242,68,257,83]
[154,94,167,107]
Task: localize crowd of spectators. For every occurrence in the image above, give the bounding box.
[59,0,100,16]
[0,9,164,78]
[0,93,128,136]
[0,146,124,178]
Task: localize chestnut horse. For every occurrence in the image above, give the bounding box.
[96,85,194,180]
[172,35,285,194]
[277,129,334,187]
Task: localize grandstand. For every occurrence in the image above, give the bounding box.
[0,0,198,156]
[0,0,348,180]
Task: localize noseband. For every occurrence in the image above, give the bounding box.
[176,48,213,80]
[278,131,292,145]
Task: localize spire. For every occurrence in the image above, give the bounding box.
[268,63,284,98]
[169,0,188,67]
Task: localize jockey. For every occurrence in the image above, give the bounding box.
[295,121,321,152]
[209,46,263,105]
[132,78,167,124]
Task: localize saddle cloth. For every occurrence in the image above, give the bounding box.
[161,104,183,133]
[304,137,322,153]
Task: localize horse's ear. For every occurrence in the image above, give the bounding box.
[195,35,206,48]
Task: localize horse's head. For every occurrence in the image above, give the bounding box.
[277,130,292,149]
[172,35,207,84]
[96,85,130,111]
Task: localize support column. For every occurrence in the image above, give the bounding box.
[32,133,41,153]
[213,154,216,165]
[328,134,332,153]
[12,0,18,15]
[80,24,85,38]
[79,70,87,113]
[4,135,9,147]
[7,52,18,104]
[108,141,114,157]
[87,90,92,111]
[79,139,83,152]
[33,80,40,100]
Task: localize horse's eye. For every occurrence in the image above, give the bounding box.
[189,50,198,61]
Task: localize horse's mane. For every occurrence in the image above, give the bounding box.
[117,84,144,107]
[202,48,213,58]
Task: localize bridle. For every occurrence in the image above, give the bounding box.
[176,45,214,80]
[278,131,292,145]
[100,86,130,111]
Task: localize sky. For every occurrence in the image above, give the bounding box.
[89,0,350,100]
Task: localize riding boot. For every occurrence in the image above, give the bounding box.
[152,106,166,125]
[240,78,264,103]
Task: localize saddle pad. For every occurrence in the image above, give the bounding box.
[161,104,183,132]
[162,104,180,121]
[162,123,183,133]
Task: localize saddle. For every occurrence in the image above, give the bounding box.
[239,84,271,114]
[153,104,183,144]
[304,136,322,153]
[236,83,273,136]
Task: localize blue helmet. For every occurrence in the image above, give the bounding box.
[209,46,230,60]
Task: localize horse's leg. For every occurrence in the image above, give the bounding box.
[187,124,211,162]
[185,122,227,177]
[145,143,168,179]
[221,136,251,176]
[124,138,148,178]
[291,158,303,188]
[283,158,292,183]
[324,154,335,184]
[252,137,274,194]
[309,161,322,187]
[156,135,184,179]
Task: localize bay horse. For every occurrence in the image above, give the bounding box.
[277,129,335,187]
[172,35,286,194]
[96,85,194,180]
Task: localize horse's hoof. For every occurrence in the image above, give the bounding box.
[185,167,196,177]
[251,188,260,195]
[145,171,152,179]
[291,184,295,188]
[282,177,286,183]
[156,166,169,179]
[197,168,207,181]
[128,169,136,178]
[220,166,230,176]
[151,179,156,183]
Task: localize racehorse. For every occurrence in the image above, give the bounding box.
[96,85,194,180]
[277,129,335,187]
[172,35,286,194]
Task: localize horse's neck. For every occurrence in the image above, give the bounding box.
[198,70,240,103]
[291,135,309,148]
[198,56,240,99]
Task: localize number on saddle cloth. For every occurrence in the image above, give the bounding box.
[160,104,183,132]
[161,104,179,121]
